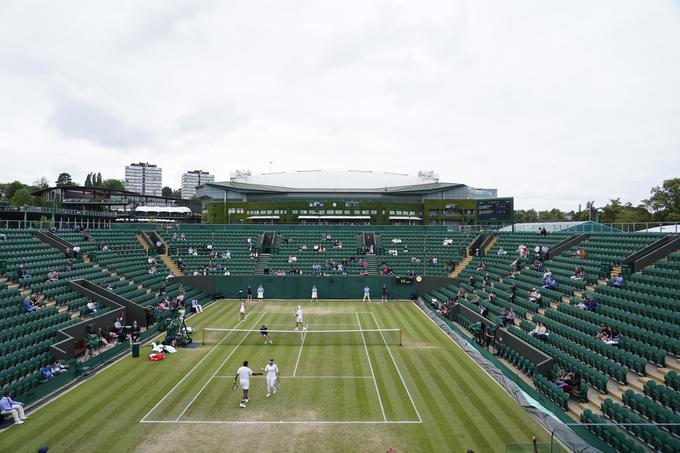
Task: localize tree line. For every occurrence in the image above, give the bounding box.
[514,178,680,224]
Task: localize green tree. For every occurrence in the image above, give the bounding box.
[32,177,50,190]
[56,173,75,187]
[644,178,680,221]
[161,186,173,197]
[84,173,93,187]
[10,187,34,206]
[3,181,27,199]
[101,179,125,191]
[96,172,102,186]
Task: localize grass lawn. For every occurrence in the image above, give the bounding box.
[2,300,553,452]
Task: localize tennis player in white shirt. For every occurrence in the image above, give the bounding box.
[263,359,280,398]
[294,305,306,331]
[234,360,262,408]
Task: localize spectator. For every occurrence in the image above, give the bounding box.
[570,267,585,280]
[23,298,35,313]
[50,361,68,375]
[41,365,54,380]
[468,275,476,287]
[576,247,587,259]
[191,298,203,313]
[476,261,486,271]
[528,288,542,305]
[0,391,27,425]
[16,265,30,279]
[479,305,489,318]
[542,277,557,290]
[72,245,81,257]
[530,323,549,340]
[612,274,624,288]
[86,301,97,314]
[578,295,598,312]
[497,247,507,255]
[131,321,141,342]
[500,307,515,327]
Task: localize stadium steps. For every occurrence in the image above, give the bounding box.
[483,235,498,254]
[449,255,473,278]
[136,234,150,252]
[365,254,377,275]
[160,254,182,276]
[255,254,271,275]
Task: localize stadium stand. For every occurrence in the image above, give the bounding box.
[423,230,680,453]
[0,227,212,405]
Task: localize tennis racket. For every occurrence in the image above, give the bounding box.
[232,380,238,391]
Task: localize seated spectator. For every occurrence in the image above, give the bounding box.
[528,289,542,305]
[578,295,597,312]
[468,275,476,287]
[542,278,557,289]
[50,361,68,375]
[571,267,585,280]
[41,365,54,380]
[23,298,34,313]
[576,247,587,259]
[497,247,507,255]
[510,258,522,271]
[476,261,486,271]
[500,307,516,327]
[487,290,496,302]
[86,301,97,314]
[224,270,231,276]
[16,265,31,279]
[612,274,624,288]
[65,248,74,259]
[442,238,453,246]
[601,326,619,345]
[288,255,297,264]
[479,305,489,318]
[72,245,81,257]
[595,324,609,340]
[542,269,552,281]
[533,259,544,271]
[530,322,549,340]
[191,298,203,313]
[224,250,231,259]
[0,391,27,425]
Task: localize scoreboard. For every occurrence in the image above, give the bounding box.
[477,198,514,222]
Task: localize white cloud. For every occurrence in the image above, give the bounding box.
[0,0,678,210]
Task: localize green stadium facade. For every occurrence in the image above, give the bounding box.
[195,170,513,225]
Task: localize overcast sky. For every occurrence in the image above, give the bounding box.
[0,1,678,210]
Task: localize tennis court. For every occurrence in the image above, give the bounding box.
[2,300,553,452]
[142,308,420,424]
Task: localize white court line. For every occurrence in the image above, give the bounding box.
[292,324,309,377]
[140,312,245,423]
[141,419,422,425]
[265,323,359,326]
[213,375,373,379]
[175,313,266,421]
[370,312,422,423]
[355,312,387,422]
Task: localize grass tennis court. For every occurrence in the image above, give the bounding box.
[2,300,553,452]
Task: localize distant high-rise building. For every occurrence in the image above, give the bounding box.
[181,170,214,199]
[125,162,162,196]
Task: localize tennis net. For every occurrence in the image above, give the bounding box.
[202,327,403,346]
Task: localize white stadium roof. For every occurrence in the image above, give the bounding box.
[228,170,440,190]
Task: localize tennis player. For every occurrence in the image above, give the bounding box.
[294,305,306,331]
[311,285,318,302]
[235,361,253,408]
[263,358,280,397]
[260,324,272,344]
[239,301,246,321]
[235,360,262,408]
